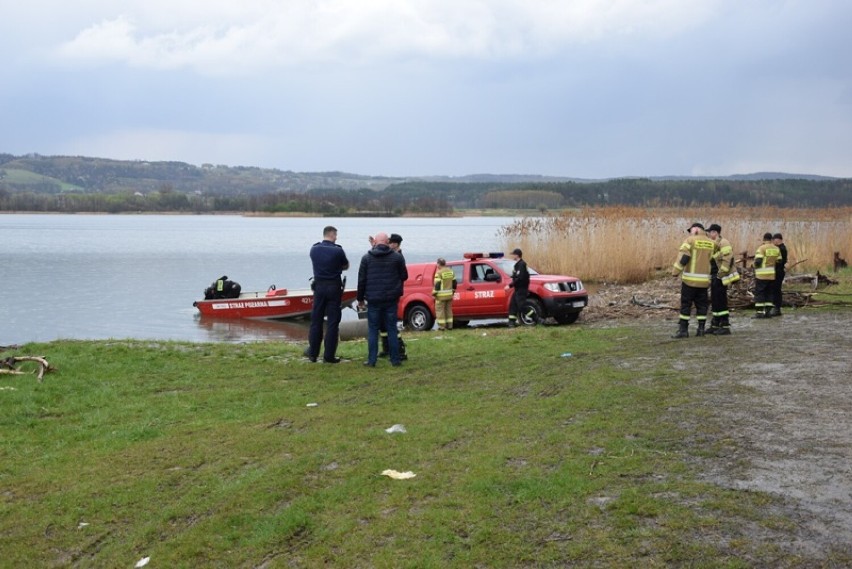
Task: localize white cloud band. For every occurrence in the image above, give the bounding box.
[56,0,713,72]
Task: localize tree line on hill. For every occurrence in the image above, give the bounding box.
[1,153,850,214]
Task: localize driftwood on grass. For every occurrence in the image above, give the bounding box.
[0,356,55,382]
[587,257,841,322]
[725,265,837,309]
[784,272,839,289]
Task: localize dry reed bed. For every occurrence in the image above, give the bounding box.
[500,206,852,283]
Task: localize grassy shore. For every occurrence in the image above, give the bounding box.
[8,305,852,568]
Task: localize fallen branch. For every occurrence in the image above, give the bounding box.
[630,296,676,310]
[0,356,55,382]
[784,272,838,289]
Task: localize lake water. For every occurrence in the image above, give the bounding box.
[0,214,518,344]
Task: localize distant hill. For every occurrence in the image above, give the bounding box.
[0,152,840,196]
[650,172,837,182]
[0,153,405,195]
[3,152,851,213]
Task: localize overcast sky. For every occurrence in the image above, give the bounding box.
[2,0,850,178]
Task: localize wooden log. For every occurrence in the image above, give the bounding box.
[0,356,55,382]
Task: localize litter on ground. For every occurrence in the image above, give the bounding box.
[381,469,416,480]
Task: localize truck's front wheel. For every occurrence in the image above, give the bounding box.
[520,298,544,326]
[554,312,580,325]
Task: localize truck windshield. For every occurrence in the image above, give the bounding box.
[494,259,538,275]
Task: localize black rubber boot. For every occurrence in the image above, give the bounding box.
[770,307,782,317]
[708,317,720,335]
[671,321,689,339]
[696,321,706,337]
[716,316,732,335]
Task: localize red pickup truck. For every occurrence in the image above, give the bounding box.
[398,253,588,331]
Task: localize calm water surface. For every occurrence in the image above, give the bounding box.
[1,214,518,344]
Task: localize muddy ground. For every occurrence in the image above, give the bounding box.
[585,283,852,565]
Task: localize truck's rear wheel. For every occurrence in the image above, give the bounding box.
[404,303,435,331]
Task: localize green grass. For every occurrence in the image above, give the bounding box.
[1,168,83,192]
[0,325,819,567]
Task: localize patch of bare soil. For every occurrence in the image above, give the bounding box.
[691,310,852,561]
[585,281,852,564]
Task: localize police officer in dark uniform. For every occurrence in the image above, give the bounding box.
[505,248,531,327]
[307,226,349,363]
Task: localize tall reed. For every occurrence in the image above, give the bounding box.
[500,206,852,283]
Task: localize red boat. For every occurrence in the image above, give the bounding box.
[193,287,359,320]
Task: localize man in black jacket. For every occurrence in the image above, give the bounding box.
[379,233,407,359]
[504,248,531,327]
[357,233,408,367]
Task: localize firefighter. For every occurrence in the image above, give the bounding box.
[753,232,781,318]
[504,248,531,327]
[433,258,457,330]
[771,233,788,316]
[671,223,716,338]
[707,223,740,335]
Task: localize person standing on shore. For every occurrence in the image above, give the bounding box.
[671,223,715,338]
[707,223,739,335]
[753,232,781,319]
[369,233,408,360]
[504,248,531,327]
[380,233,408,359]
[357,232,408,367]
[771,233,788,316]
[307,226,349,363]
[433,258,457,330]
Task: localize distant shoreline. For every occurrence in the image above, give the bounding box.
[0,209,536,217]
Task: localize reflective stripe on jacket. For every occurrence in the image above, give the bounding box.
[433,267,456,300]
[754,242,780,281]
[672,233,716,288]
